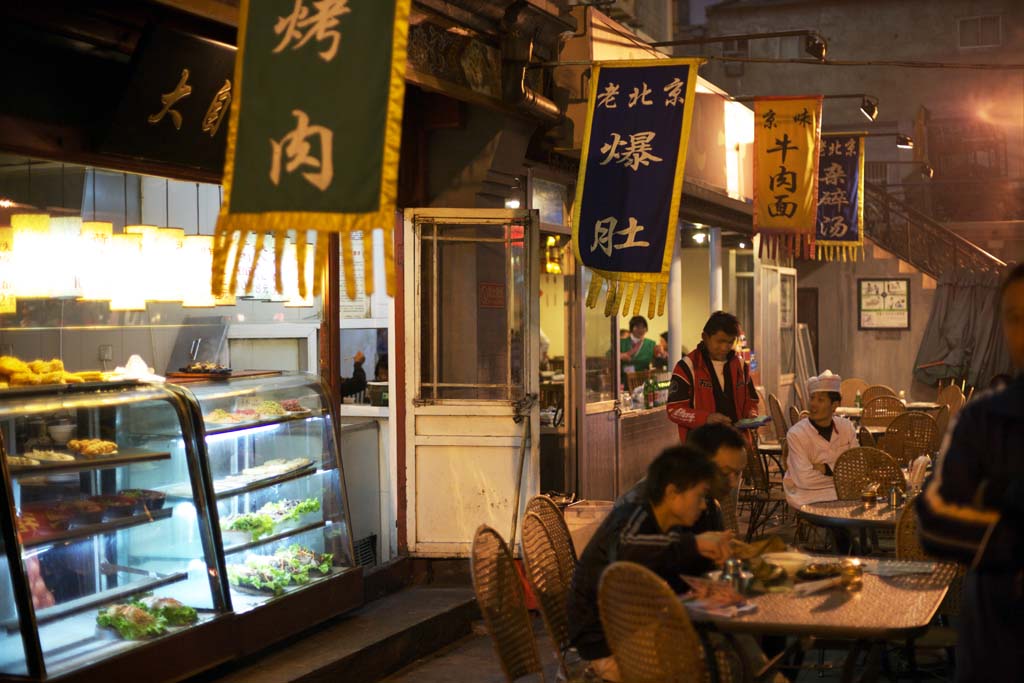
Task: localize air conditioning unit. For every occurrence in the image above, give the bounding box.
[607,0,638,24]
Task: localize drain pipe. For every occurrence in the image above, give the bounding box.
[501,2,562,124]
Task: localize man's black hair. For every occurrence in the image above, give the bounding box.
[1000,263,1024,301]
[703,311,741,338]
[827,391,842,404]
[645,445,717,504]
[687,423,746,457]
[628,315,648,332]
[660,331,669,341]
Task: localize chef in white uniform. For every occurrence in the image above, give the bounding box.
[783,370,859,509]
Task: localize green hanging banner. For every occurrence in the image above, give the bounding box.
[213,0,410,300]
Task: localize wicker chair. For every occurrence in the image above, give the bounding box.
[521,512,576,679]
[860,395,906,429]
[525,495,576,585]
[470,525,546,682]
[840,378,869,407]
[937,384,966,418]
[857,425,876,448]
[767,393,788,443]
[599,562,734,683]
[862,384,897,405]
[626,370,654,393]
[788,404,801,429]
[739,439,788,540]
[832,448,907,500]
[879,412,939,466]
[895,505,964,677]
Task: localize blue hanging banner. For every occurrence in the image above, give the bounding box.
[815,133,865,261]
[572,58,702,318]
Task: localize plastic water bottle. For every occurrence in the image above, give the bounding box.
[855,390,862,408]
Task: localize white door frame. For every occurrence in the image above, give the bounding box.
[403,208,540,557]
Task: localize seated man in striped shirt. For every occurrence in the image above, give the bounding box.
[567,446,732,682]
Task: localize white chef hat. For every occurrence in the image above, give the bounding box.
[807,370,841,395]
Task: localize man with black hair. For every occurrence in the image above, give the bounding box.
[783,370,858,509]
[568,446,732,681]
[917,263,1024,681]
[667,311,758,443]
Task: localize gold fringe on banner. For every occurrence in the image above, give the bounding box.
[584,272,670,321]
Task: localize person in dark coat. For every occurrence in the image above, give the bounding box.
[339,351,367,399]
[567,446,731,682]
[917,263,1024,682]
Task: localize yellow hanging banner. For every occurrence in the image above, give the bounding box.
[753,96,823,259]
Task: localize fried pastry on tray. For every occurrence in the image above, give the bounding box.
[0,356,29,375]
[9,372,41,386]
[67,438,117,457]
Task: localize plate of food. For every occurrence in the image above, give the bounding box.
[796,562,844,581]
[27,450,77,463]
[177,361,231,377]
[735,415,772,431]
[7,455,40,468]
[67,439,118,458]
[204,409,246,425]
[280,398,311,415]
[118,489,167,511]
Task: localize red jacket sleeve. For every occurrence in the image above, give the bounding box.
[666,360,711,429]
[741,360,759,419]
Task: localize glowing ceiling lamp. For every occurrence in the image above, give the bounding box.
[11,213,51,298]
[124,224,161,302]
[182,235,218,308]
[108,233,147,311]
[0,226,15,314]
[48,216,83,299]
[79,221,114,300]
[154,227,186,301]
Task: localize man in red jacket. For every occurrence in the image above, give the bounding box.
[666,311,758,443]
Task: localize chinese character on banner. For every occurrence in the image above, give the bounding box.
[753,96,823,259]
[213,0,410,301]
[814,134,864,262]
[572,58,703,319]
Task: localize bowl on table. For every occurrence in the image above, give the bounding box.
[47,424,76,444]
[761,552,812,578]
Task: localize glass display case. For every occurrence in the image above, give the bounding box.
[0,381,226,680]
[0,373,360,681]
[170,372,355,617]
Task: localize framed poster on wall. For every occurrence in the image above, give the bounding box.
[858,278,910,330]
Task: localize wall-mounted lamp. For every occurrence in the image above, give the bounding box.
[651,29,829,63]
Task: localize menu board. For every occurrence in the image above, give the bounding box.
[858,278,910,330]
[339,232,370,319]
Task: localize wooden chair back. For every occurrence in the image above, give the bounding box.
[598,562,708,683]
[861,395,906,428]
[832,448,907,500]
[840,378,869,407]
[521,513,571,674]
[862,384,897,405]
[470,525,545,682]
[937,384,966,418]
[525,495,576,583]
[880,412,940,467]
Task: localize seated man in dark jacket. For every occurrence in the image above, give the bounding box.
[567,446,732,682]
[917,263,1024,682]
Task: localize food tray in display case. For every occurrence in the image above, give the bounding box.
[168,371,361,656]
[0,381,232,682]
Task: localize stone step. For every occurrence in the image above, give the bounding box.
[191,586,478,683]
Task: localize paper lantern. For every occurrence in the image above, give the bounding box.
[154,227,186,301]
[79,221,114,301]
[0,226,15,313]
[47,216,83,298]
[108,233,147,311]
[11,213,52,298]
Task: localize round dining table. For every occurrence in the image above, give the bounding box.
[798,499,906,555]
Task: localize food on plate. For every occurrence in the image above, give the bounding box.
[6,455,40,467]
[28,450,76,462]
[796,562,844,581]
[28,359,63,374]
[205,408,243,424]
[179,361,231,375]
[118,489,167,511]
[227,545,331,595]
[137,596,198,626]
[72,370,105,382]
[274,544,333,576]
[222,512,275,541]
[16,512,45,540]
[67,438,118,457]
[0,356,100,388]
[9,372,41,386]
[221,498,321,541]
[50,499,104,525]
[0,355,29,375]
[255,400,286,417]
[90,495,139,518]
[241,458,312,479]
[280,399,305,412]
[234,408,257,418]
[96,604,167,640]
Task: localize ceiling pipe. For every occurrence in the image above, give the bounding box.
[501,1,563,124]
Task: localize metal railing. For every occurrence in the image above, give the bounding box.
[863,182,1006,278]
